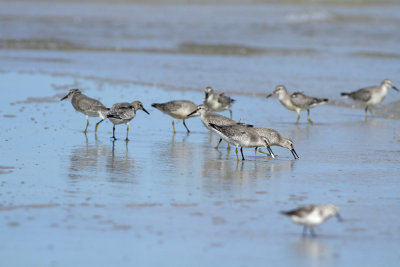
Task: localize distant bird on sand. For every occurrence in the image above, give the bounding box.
[267,85,328,124]
[341,79,398,118]
[61,88,109,134]
[281,204,343,236]
[107,101,149,141]
[204,86,235,118]
[151,100,198,133]
[254,127,299,159]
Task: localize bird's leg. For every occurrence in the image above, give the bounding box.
[235,147,239,161]
[302,226,308,236]
[227,143,231,150]
[112,125,116,140]
[172,120,176,134]
[183,119,190,133]
[84,115,89,134]
[125,123,130,141]
[369,107,375,117]
[258,148,272,157]
[240,147,245,160]
[95,119,104,133]
[254,147,257,159]
[310,227,317,237]
[229,109,233,119]
[215,138,222,149]
[307,109,314,125]
[364,106,369,119]
[296,111,301,124]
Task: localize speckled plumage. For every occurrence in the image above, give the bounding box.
[151,100,198,133]
[253,127,298,159]
[209,124,276,160]
[61,88,109,133]
[281,204,342,236]
[204,87,235,118]
[107,101,149,140]
[341,79,398,118]
[267,85,328,124]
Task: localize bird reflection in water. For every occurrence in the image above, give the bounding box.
[106,140,136,183]
[68,134,108,180]
[291,237,338,267]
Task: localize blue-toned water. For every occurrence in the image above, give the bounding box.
[1,1,400,266]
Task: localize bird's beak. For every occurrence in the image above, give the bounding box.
[336,214,344,222]
[187,109,198,117]
[60,94,69,101]
[392,86,399,92]
[142,107,150,115]
[291,149,299,159]
[266,93,274,98]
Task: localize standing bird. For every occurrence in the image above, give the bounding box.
[254,128,299,159]
[107,101,149,141]
[281,204,343,236]
[187,104,251,149]
[204,86,235,118]
[266,85,328,124]
[151,100,198,133]
[341,79,398,118]
[209,123,276,160]
[61,88,109,134]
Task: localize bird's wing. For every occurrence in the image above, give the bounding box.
[108,102,134,119]
[217,93,234,105]
[77,95,107,112]
[349,88,372,102]
[281,205,315,217]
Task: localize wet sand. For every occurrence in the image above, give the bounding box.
[1,72,400,266]
[1,1,400,266]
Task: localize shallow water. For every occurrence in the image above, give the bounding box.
[1,1,400,266]
[1,72,400,266]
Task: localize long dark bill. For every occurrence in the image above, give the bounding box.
[291,149,299,159]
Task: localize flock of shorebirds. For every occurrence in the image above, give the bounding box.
[60,78,397,236]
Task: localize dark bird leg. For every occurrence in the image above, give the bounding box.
[254,147,258,159]
[111,125,116,140]
[215,138,223,149]
[229,109,233,119]
[95,119,104,133]
[240,147,245,160]
[183,119,190,133]
[307,109,314,125]
[364,106,369,119]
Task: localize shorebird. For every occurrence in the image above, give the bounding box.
[209,123,276,160]
[107,101,149,141]
[61,88,109,134]
[254,128,299,159]
[281,204,343,236]
[204,86,235,118]
[341,79,398,118]
[151,100,198,133]
[187,104,251,149]
[266,85,328,124]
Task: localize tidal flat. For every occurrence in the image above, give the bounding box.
[1,1,400,266]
